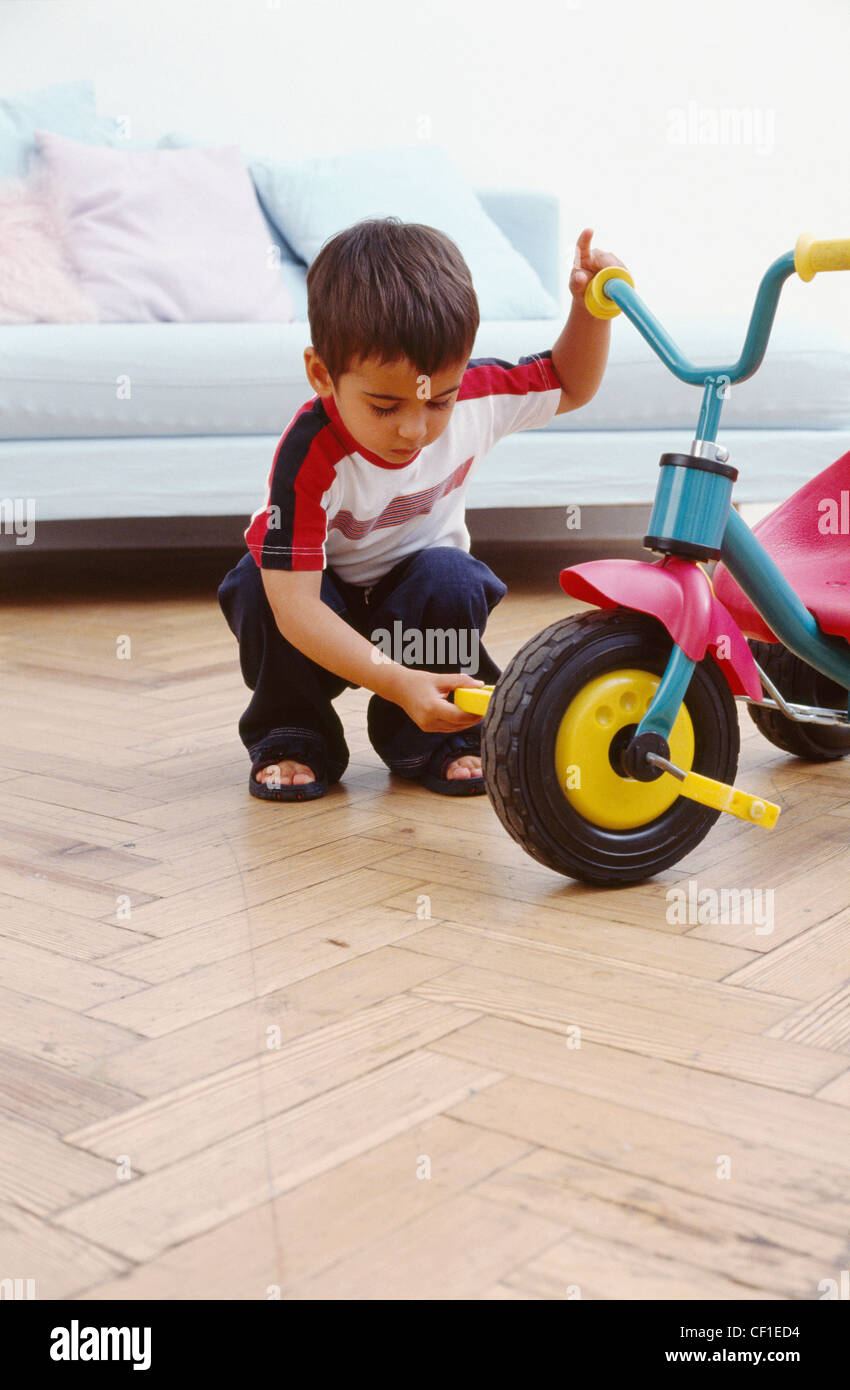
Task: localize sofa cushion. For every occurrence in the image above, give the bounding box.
[33,132,294,324]
[3,428,847,525]
[1,315,847,441]
[250,144,560,321]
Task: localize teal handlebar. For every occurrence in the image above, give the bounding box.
[602,251,797,387]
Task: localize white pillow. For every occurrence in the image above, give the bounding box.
[251,144,560,321]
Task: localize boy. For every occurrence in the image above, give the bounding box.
[218,218,625,801]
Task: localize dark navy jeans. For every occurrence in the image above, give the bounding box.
[217,546,507,783]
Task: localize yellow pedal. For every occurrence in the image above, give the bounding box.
[678,769,780,828]
[646,753,780,828]
[452,685,494,715]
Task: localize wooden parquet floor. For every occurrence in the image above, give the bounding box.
[1,548,849,1301]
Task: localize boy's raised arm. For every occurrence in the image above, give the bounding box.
[551,227,627,413]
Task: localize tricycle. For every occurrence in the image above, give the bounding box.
[455,234,850,885]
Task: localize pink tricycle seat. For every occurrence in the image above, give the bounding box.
[713,449,850,644]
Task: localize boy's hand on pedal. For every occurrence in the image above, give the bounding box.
[393,668,484,733]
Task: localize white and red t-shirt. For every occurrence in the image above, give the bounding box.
[245,351,562,586]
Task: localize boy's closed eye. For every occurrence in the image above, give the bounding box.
[369,399,454,418]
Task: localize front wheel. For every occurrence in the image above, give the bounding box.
[480,609,740,886]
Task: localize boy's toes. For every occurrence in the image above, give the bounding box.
[255,760,315,786]
[290,768,316,785]
[445,755,482,780]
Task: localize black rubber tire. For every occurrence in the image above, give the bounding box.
[747,640,850,762]
[480,609,739,886]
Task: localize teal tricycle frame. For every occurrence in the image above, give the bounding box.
[461,235,850,884]
[598,252,850,746]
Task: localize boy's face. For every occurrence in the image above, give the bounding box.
[304,349,467,464]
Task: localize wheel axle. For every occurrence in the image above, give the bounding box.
[609,727,670,782]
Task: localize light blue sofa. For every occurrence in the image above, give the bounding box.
[1,189,849,555]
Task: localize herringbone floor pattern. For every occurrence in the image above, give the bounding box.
[1,548,848,1300]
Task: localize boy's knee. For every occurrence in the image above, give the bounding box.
[411,547,506,619]
[219,552,261,613]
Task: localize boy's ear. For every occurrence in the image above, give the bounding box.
[304,346,335,398]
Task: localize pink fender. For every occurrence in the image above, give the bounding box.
[560,557,763,701]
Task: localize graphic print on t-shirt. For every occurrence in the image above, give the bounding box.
[328,457,475,541]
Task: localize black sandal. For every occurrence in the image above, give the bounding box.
[249,746,329,803]
[418,733,485,797]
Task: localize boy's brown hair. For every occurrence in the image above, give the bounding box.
[306,217,479,383]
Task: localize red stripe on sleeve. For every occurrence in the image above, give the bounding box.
[245,399,344,570]
[458,353,561,402]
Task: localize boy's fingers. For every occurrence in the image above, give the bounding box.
[592,250,622,271]
[447,684,485,695]
[447,715,482,730]
[441,673,485,691]
[575,227,594,266]
[439,704,482,727]
[427,718,479,734]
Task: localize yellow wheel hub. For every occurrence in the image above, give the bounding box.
[554,668,695,830]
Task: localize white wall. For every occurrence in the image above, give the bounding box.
[1,0,849,334]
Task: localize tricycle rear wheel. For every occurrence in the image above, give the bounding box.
[747,640,850,761]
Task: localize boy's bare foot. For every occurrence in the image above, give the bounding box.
[254,756,481,786]
[444,754,481,779]
[253,760,316,786]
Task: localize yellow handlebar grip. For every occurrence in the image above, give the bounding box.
[452,686,494,715]
[584,266,635,319]
[795,233,850,282]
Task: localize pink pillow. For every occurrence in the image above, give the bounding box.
[33,131,293,323]
[0,174,99,323]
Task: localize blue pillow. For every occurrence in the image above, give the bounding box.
[279,261,308,319]
[250,144,560,321]
[0,79,116,178]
